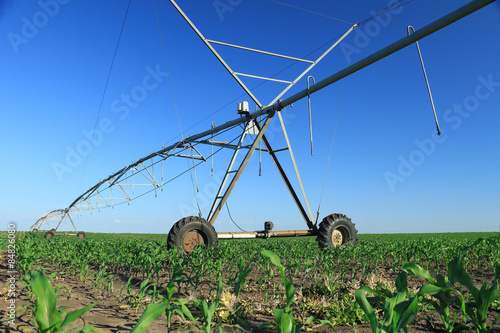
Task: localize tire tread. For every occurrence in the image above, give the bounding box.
[316,213,358,249]
[167,216,218,251]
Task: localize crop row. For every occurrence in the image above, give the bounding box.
[4,231,500,331]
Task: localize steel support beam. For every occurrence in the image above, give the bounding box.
[168,0,262,107]
[218,229,316,239]
[253,121,316,229]
[207,113,276,224]
[207,122,253,222]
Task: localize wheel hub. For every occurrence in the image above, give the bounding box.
[182,230,204,254]
[331,229,343,246]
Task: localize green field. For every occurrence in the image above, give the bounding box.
[3,231,500,332]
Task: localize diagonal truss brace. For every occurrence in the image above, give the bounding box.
[207,120,257,222]
[207,116,276,224]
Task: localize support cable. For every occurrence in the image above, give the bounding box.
[269,0,354,25]
[270,0,415,29]
[316,32,355,223]
[153,0,183,138]
[78,0,132,191]
[225,202,246,232]
[358,0,415,26]
[153,0,202,216]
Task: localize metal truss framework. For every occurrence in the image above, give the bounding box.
[32,0,496,232]
[32,120,256,231]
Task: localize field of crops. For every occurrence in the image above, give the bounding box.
[1,231,500,332]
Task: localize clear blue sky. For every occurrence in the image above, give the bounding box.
[1,0,499,234]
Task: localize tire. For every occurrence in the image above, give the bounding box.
[32,228,38,232]
[77,231,86,239]
[50,229,56,232]
[44,231,55,239]
[316,213,358,250]
[167,216,218,254]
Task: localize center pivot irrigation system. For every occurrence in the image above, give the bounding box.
[32,0,496,253]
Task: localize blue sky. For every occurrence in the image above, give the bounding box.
[1,0,499,234]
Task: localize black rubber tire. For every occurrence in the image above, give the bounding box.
[50,229,56,232]
[316,213,358,250]
[167,216,218,254]
[77,231,86,239]
[44,231,55,239]
[32,228,38,232]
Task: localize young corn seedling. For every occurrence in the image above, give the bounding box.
[30,271,99,333]
[355,271,419,333]
[125,275,135,306]
[131,261,190,332]
[193,274,224,333]
[233,256,254,299]
[80,265,94,284]
[261,250,314,333]
[93,267,108,289]
[402,261,466,332]
[450,250,500,332]
[163,261,188,329]
[193,273,245,333]
[134,274,158,314]
[103,275,114,297]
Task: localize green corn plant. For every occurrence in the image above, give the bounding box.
[117,285,126,304]
[103,275,114,297]
[193,273,245,333]
[125,275,134,304]
[80,265,93,284]
[135,275,157,314]
[450,250,500,332]
[131,261,190,332]
[132,268,243,333]
[261,250,314,333]
[355,271,419,333]
[92,267,106,289]
[234,256,254,298]
[130,302,176,333]
[193,275,223,333]
[30,271,99,333]
[402,261,466,332]
[161,261,187,330]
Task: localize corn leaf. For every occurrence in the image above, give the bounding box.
[395,296,419,332]
[31,271,62,332]
[59,302,97,330]
[355,287,379,333]
[402,263,434,283]
[130,303,168,333]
